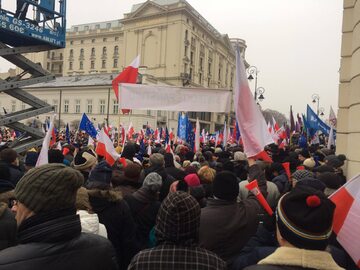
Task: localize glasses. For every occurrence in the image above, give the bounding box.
[9,199,18,208]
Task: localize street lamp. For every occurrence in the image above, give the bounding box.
[255,87,265,102]
[311,93,320,115]
[319,107,325,117]
[247,66,259,101]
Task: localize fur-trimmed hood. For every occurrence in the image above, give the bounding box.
[87,189,123,213]
[258,247,344,270]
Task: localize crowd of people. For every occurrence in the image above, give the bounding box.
[0,133,357,269]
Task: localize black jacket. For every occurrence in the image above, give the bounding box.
[88,189,140,270]
[0,202,16,251]
[0,208,118,270]
[8,164,24,186]
[143,166,175,201]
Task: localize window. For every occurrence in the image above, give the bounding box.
[69,61,73,70]
[47,51,51,58]
[115,37,119,41]
[91,48,95,56]
[218,67,221,81]
[102,47,107,55]
[207,78,211,87]
[99,99,106,114]
[80,40,84,44]
[69,49,73,57]
[80,48,84,57]
[59,64,63,73]
[51,52,55,59]
[185,30,188,40]
[102,60,106,69]
[51,64,54,71]
[11,100,16,112]
[95,24,100,29]
[64,99,69,113]
[91,61,95,69]
[199,73,202,84]
[184,63,188,73]
[103,38,107,42]
[190,51,194,65]
[75,99,81,113]
[199,57,203,71]
[21,102,26,110]
[147,110,151,116]
[70,41,73,45]
[79,61,84,70]
[106,23,111,29]
[46,62,50,70]
[112,99,118,114]
[208,62,212,75]
[92,39,96,43]
[84,26,89,31]
[60,53,63,60]
[74,27,78,32]
[113,59,118,68]
[189,68,193,80]
[114,46,119,54]
[53,99,58,112]
[87,99,93,114]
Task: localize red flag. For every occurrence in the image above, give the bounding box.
[234,46,273,159]
[329,174,360,267]
[96,129,120,166]
[112,55,140,114]
[282,162,291,180]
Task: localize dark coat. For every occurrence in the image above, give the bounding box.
[0,202,16,251]
[8,164,24,186]
[199,164,268,263]
[124,188,161,249]
[0,208,117,270]
[88,189,140,270]
[271,173,290,194]
[244,266,313,270]
[164,166,187,180]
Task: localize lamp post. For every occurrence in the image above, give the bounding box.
[311,94,320,116]
[247,66,259,101]
[255,87,265,104]
[319,107,325,117]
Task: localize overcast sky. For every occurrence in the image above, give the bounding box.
[0,0,343,117]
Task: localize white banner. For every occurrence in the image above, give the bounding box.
[119,83,231,112]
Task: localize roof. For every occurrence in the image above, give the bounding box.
[68,20,123,32]
[26,73,115,88]
[131,0,181,12]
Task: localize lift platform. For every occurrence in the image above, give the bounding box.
[0,0,66,153]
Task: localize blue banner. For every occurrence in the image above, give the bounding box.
[79,113,98,138]
[306,105,335,136]
[65,123,70,144]
[177,113,189,141]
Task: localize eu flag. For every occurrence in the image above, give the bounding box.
[79,113,98,138]
[65,123,70,144]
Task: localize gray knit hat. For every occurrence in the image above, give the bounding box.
[15,164,84,213]
[150,153,165,167]
[143,172,162,192]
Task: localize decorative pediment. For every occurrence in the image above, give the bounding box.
[129,1,167,19]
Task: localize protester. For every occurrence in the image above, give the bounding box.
[0,164,118,269]
[128,191,226,270]
[244,185,343,270]
[0,148,24,186]
[73,147,97,181]
[112,162,142,196]
[164,152,186,180]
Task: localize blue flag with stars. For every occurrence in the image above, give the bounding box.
[79,113,98,138]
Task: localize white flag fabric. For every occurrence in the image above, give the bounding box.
[119,84,231,112]
[327,125,335,149]
[194,118,200,152]
[234,47,273,157]
[36,115,55,167]
[223,121,227,148]
[329,106,337,127]
[96,129,120,166]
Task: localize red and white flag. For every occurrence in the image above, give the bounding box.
[127,122,135,140]
[36,115,55,167]
[96,128,121,166]
[330,174,360,267]
[112,55,140,114]
[234,47,273,159]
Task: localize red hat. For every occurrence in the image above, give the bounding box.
[184,174,200,187]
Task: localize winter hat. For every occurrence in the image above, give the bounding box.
[234,151,247,161]
[325,155,344,169]
[214,147,223,154]
[183,160,191,168]
[124,163,142,180]
[296,177,326,192]
[313,165,335,174]
[149,153,164,167]
[48,149,64,164]
[213,171,239,201]
[190,161,201,171]
[73,149,97,171]
[15,164,84,213]
[303,158,316,169]
[184,174,201,187]
[276,185,335,250]
[292,170,314,181]
[143,172,162,192]
[197,166,216,184]
[25,151,38,167]
[317,172,342,190]
[86,161,113,189]
[155,191,200,245]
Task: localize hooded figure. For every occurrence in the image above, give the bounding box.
[128,192,226,270]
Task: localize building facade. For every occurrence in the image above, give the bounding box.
[337,0,360,178]
[12,0,248,132]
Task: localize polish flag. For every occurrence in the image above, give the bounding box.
[36,115,55,167]
[88,136,95,147]
[223,121,227,148]
[50,127,56,147]
[96,128,123,166]
[112,55,140,114]
[127,122,135,140]
[234,46,273,159]
[215,132,219,147]
[272,116,280,132]
[330,174,360,267]
[194,118,200,152]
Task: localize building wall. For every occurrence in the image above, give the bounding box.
[337,0,360,178]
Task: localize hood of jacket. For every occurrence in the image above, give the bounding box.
[87,189,122,212]
[77,210,107,238]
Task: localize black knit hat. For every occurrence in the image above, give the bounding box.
[15,164,84,213]
[86,161,112,189]
[276,185,335,250]
[213,171,239,201]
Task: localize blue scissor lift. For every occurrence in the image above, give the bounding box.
[0,0,66,152]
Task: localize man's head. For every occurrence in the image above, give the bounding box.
[0,148,19,166]
[212,171,239,201]
[149,153,165,168]
[155,191,200,246]
[276,185,335,250]
[14,164,84,226]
